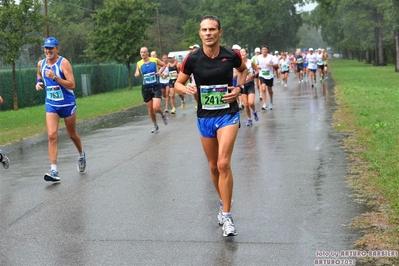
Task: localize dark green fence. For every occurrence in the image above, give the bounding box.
[0,62,142,111]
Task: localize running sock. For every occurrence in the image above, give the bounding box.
[51,164,58,172]
[79,152,85,157]
[222,212,232,218]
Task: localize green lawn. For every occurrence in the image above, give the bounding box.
[0,87,143,145]
[330,59,399,261]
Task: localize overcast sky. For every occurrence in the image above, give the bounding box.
[298,2,318,12]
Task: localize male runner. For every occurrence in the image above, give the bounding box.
[240,48,259,126]
[316,48,324,82]
[302,48,309,82]
[294,49,304,83]
[168,55,182,111]
[175,15,247,237]
[251,47,261,101]
[256,45,279,110]
[36,37,86,182]
[135,47,168,133]
[307,48,318,87]
[273,51,281,82]
[0,96,10,169]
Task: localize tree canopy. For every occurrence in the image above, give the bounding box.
[0,0,43,109]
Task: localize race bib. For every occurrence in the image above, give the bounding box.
[246,70,254,83]
[297,58,303,64]
[159,74,169,83]
[169,70,177,80]
[282,64,288,71]
[318,59,323,65]
[46,85,64,101]
[200,84,230,110]
[143,72,156,85]
[260,69,271,79]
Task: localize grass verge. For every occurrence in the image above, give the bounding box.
[330,59,399,264]
[0,87,143,145]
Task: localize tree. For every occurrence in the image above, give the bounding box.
[86,0,157,89]
[47,0,98,64]
[0,0,43,110]
[182,0,303,52]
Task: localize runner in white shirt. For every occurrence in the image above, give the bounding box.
[273,51,281,83]
[251,47,262,101]
[279,53,290,87]
[240,48,259,126]
[307,48,318,87]
[316,48,324,82]
[160,54,172,113]
[256,45,279,110]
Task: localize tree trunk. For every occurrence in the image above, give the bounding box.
[347,50,353,60]
[373,12,386,66]
[394,29,399,72]
[365,50,372,64]
[126,62,132,90]
[357,50,363,62]
[12,62,19,110]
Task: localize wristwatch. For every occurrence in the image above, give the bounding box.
[52,76,58,81]
[238,85,244,94]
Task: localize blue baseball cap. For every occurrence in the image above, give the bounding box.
[43,37,59,48]
[303,48,308,51]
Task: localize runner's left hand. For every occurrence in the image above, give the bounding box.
[222,87,240,103]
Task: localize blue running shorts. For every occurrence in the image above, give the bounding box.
[197,112,240,138]
[46,104,77,118]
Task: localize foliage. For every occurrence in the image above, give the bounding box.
[183,0,304,52]
[0,0,43,110]
[46,0,100,64]
[312,0,399,64]
[86,0,157,89]
[0,0,43,65]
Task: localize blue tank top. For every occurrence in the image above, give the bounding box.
[41,56,75,107]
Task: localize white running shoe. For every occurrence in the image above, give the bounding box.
[151,125,159,133]
[77,151,86,172]
[44,169,60,182]
[0,149,10,169]
[222,217,238,237]
[162,113,168,125]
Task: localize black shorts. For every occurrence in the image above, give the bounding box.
[309,69,317,73]
[317,65,324,70]
[142,84,162,103]
[254,73,259,79]
[169,79,177,88]
[297,65,303,71]
[259,77,274,87]
[243,81,255,95]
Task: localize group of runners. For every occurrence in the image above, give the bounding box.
[276,47,329,87]
[1,15,331,238]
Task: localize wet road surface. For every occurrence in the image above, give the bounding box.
[0,72,364,266]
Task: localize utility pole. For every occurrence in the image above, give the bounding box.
[44,0,49,37]
[156,8,162,56]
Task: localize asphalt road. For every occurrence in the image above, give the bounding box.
[0,72,365,266]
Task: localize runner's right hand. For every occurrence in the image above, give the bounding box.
[36,82,43,91]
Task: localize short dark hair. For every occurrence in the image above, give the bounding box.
[201,15,221,30]
[262,45,269,50]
